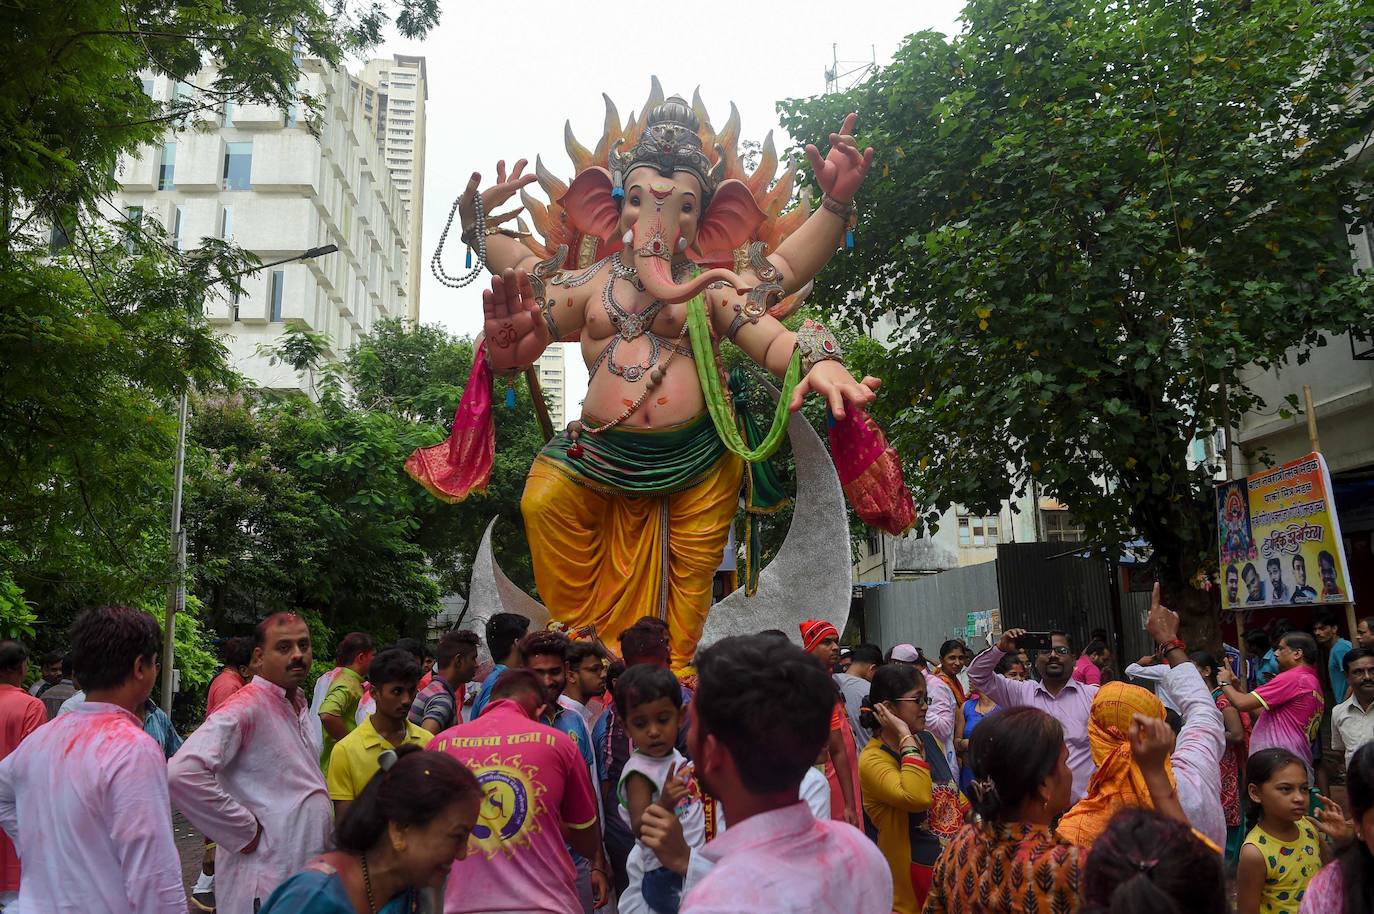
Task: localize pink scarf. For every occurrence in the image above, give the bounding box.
[828,405,916,535]
[404,340,495,502]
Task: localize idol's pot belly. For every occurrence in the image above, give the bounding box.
[579,333,705,427]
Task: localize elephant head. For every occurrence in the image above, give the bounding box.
[558,96,766,304]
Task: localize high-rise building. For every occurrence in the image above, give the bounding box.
[538,345,568,432]
[357,55,427,323]
[109,58,411,392]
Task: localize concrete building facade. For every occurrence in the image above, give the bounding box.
[112,59,411,391]
[537,345,569,432]
[357,55,427,323]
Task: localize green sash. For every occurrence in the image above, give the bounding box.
[538,412,726,497]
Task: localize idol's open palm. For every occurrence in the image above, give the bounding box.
[482,268,549,372]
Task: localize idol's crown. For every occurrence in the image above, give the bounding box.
[611,96,721,203]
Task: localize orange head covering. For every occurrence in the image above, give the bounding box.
[1056,681,1176,847]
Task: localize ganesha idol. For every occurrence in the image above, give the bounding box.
[407,83,915,666]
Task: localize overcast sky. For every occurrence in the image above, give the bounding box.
[375,0,965,409]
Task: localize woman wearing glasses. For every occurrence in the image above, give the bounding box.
[858,663,970,913]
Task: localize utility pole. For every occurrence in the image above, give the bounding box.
[161,244,339,712]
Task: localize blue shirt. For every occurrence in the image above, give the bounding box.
[468,663,507,720]
[549,705,595,773]
[259,866,419,913]
[1329,638,1353,704]
[142,702,182,759]
[1254,650,1280,688]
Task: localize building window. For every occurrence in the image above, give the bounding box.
[866,528,881,556]
[124,206,142,252]
[1042,510,1086,543]
[269,270,284,322]
[957,514,1000,547]
[48,217,72,255]
[285,100,298,128]
[223,141,251,190]
[172,205,185,251]
[222,99,234,126]
[158,141,176,190]
[230,288,241,322]
[141,78,155,98]
[220,205,233,240]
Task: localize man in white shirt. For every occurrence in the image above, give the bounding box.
[169,613,333,914]
[650,634,891,914]
[1333,648,1374,769]
[0,606,185,913]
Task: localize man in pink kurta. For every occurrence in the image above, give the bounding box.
[169,614,333,914]
[676,635,891,914]
[0,643,46,905]
[0,610,185,913]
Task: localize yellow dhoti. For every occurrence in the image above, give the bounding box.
[520,413,742,667]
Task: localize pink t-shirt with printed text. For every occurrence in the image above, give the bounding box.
[1250,664,1324,772]
[431,699,599,914]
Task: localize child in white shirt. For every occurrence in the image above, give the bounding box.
[616,664,705,914]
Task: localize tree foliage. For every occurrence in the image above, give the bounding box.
[0,1,442,653]
[780,0,1374,632]
[185,320,545,644]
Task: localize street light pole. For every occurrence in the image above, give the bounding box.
[160,244,339,712]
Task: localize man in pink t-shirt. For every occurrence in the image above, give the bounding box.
[1218,629,1324,776]
[431,667,608,914]
[1072,640,1109,686]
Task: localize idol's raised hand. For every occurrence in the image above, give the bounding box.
[481,268,550,372]
[460,159,537,229]
[804,112,876,204]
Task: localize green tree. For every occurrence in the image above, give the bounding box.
[0,1,442,649]
[185,321,545,643]
[780,0,1374,640]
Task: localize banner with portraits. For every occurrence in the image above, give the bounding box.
[1216,451,1355,611]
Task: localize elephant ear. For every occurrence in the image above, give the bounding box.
[558,167,619,242]
[694,179,766,258]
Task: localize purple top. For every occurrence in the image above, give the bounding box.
[967,647,1099,802]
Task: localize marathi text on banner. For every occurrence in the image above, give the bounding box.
[1216,451,1355,611]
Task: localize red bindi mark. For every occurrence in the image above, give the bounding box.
[622,399,635,408]
[656,397,668,406]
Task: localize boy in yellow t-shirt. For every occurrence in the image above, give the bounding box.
[326,648,432,820]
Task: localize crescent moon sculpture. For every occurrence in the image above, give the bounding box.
[698,408,852,648]
[461,518,551,663]
[466,408,852,653]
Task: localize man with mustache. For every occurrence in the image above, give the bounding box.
[968,627,1100,802]
[170,613,333,914]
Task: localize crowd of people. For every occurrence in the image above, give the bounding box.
[1,593,1373,914]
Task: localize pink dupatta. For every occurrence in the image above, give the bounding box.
[828,405,916,536]
[404,340,495,502]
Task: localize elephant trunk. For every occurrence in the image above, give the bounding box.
[631,218,748,305]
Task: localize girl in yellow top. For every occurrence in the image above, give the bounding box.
[858,663,968,913]
[1238,747,1349,914]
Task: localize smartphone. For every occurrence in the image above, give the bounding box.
[1016,631,1055,653]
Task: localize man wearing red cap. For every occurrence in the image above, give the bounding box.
[800,619,859,827]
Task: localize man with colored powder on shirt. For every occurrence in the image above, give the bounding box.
[0,608,185,913]
[469,612,531,721]
[0,642,46,910]
[1072,639,1110,686]
[968,627,1100,802]
[409,629,479,735]
[169,613,333,914]
[317,631,374,772]
[649,634,892,914]
[327,648,432,820]
[207,636,255,716]
[430,668,610,914]
[1218,629,1325,778]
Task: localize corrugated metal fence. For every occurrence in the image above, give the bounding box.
[862,543,1155,661]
